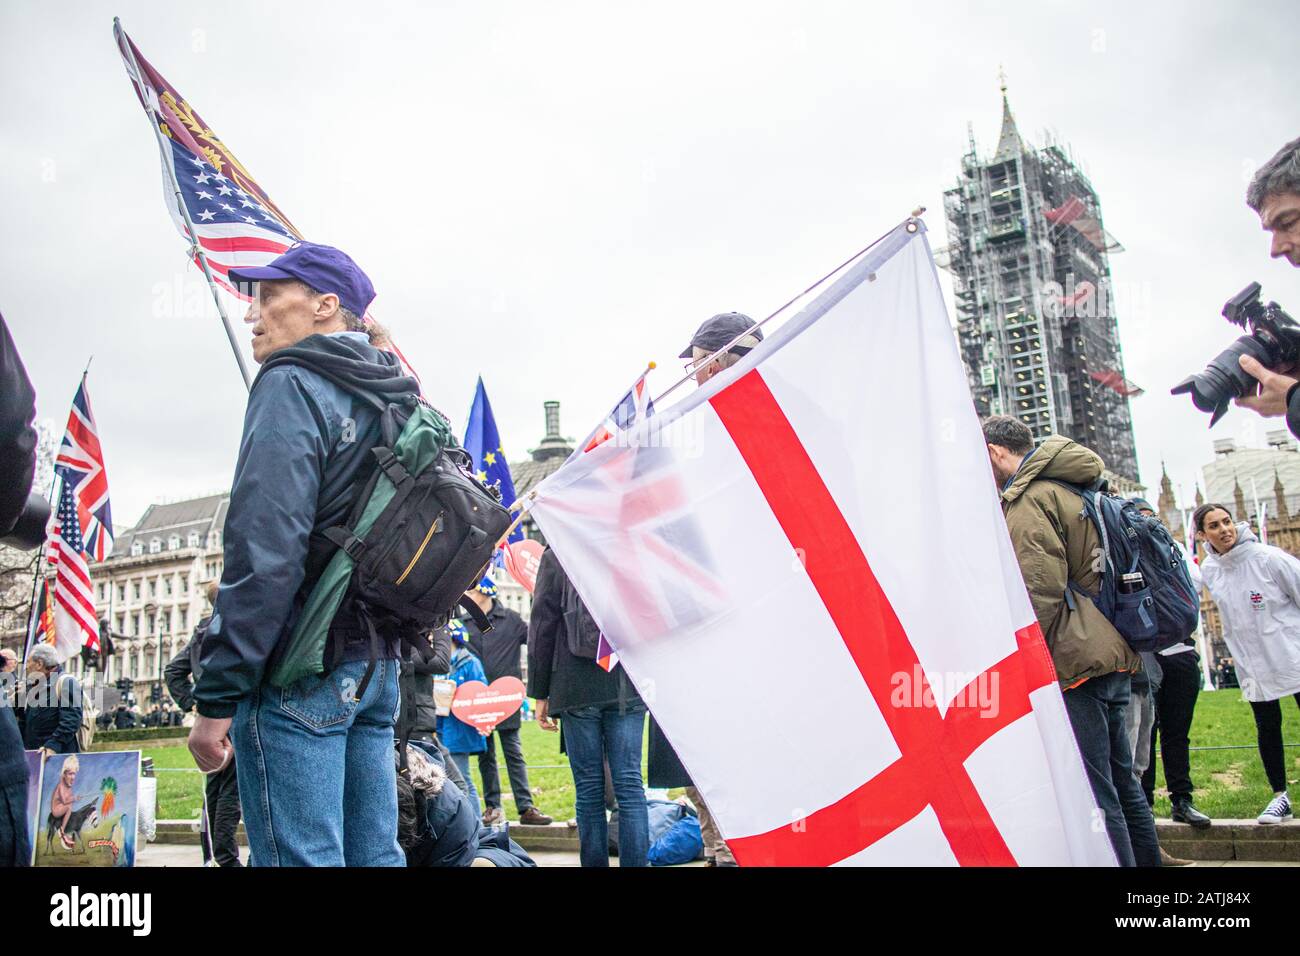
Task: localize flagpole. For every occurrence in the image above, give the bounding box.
[651,211,925,409]
[20,473,61,670]
[115,18,252,391]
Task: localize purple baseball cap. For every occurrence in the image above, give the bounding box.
[228,242,376,317]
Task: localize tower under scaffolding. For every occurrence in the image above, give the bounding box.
[942,79,1140,484]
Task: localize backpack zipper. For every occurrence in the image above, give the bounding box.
[396,510,445,586]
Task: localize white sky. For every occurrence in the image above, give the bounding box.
[3,0,1298,530]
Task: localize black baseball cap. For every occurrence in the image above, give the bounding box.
[678,312,764,359]
[228,241,376,317]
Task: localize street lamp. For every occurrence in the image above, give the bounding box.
[143,601,159,718]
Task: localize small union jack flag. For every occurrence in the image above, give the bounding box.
[46,376,112,659]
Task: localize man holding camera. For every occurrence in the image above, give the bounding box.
[1232,136,1300,431]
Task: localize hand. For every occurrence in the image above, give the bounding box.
[39,747,55,759]
[188,715,234,773]
[536,699,558,732]
[1235,354,1299,418]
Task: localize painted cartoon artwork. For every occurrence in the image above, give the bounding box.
[24,750,42,864]
[33,750,140,867]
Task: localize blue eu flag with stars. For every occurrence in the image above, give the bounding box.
[464,377,522,543]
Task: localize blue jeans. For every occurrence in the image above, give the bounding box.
[1063,671,1160,867]
[449,752,481,818]
[231,659,405,867]
[562,703,649,867]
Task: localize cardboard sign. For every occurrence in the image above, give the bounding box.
[33,750,140,867]
[450,677,526,734]
[502,539,545,593]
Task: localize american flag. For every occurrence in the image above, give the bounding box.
[113,21,424,381]
[115,22,300,297]
[46,377,113,660]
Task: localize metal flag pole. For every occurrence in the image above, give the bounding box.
[651,209,926,410]
[21,472,62,670]
[115,18,252,391]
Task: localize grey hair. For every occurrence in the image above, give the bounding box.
[982,415,1034,454]
[293,280,367,333]
[1247,136,1300,212]
[27,643,60,669]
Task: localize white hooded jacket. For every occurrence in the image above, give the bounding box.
[1200,523,1300,702]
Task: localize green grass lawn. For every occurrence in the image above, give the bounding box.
[97,691,1300,823]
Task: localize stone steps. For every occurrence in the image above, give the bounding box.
[1156,819,1300,862]
[155,819,577,852]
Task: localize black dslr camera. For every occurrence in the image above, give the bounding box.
[1172,282,1300,426]
[0,491,50,551]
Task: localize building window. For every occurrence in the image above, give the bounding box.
[147,613,156,635]
[131,541,143,557]
[149,538,161,554]
[148,580,157,598]
[115,613,124,633]
[181,574,189,594]
[164,577,173,596]
[132,581,141,601]
[180,608,188,631]
[168,534,181,551]
[132,613,140,636]
[117,583,126,602]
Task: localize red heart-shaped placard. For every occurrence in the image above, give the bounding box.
[502,539,545,593]
[450,676,526,734]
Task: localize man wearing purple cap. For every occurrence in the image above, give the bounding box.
[187,242,420,866]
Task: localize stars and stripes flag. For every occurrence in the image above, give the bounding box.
[113,21,424,382]
[45,376,113,661]
[529,219,1116,865]
[114,21,301,299]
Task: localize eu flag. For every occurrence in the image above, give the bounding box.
[464,377,522,543]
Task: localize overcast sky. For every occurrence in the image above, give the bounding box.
[3,0,1298,530]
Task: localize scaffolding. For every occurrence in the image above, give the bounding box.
[943,83,1140,483]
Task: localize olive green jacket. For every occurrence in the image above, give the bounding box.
[1000,435,1141,689]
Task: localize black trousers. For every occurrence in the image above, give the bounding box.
[1249,693,1300,793]
[1142,650,1202,802]
[202,757,242,867]
[478,727,533,813]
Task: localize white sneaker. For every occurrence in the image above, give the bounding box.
[1257,792,1293,825]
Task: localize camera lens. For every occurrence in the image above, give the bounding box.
[1172,334,1275,426]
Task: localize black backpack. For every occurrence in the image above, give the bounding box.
[261,352,513,697]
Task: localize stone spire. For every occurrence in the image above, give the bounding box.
[1275,469,1290,521]
[993,68,1025,162]
[1194,484,1205,509]
[1234,475,1248,521]
[1157,462,1177,519]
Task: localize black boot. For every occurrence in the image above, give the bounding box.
[1171,797,1212,829]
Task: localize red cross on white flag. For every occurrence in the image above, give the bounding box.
[529,219,1117,866]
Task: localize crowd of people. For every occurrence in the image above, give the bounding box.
[1,136,1300,870]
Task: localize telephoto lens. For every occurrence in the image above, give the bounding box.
[1171,334,1276,426]
[0,491,51,550]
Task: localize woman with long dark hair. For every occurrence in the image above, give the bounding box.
[1196,502,1300,824]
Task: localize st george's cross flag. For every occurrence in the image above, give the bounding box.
[528,219,1116,866]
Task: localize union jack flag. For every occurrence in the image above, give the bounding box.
[46,376,112,659]
[568,367,659,671]
[577,368,656,457]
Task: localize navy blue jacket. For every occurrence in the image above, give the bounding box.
[194,332,419,717]
[19,673,82,753]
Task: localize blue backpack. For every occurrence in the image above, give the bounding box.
[1053,481,1200,653]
